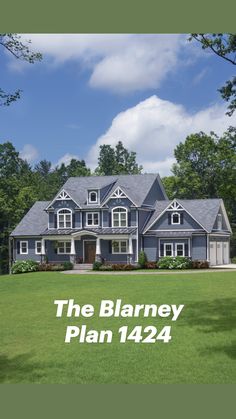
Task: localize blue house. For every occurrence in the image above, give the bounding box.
[10,174,232,266]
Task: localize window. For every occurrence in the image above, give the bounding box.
[112,240,128,254]
[20,241,28,254]
[217,214,222,230]
[57,209,72,229]
[35,241,42,254]
[171,212,180,224]
[88,191,98,204]
[112,207,127,227]
[176,243,184,256]
[57,241,71,254]
[164,243,173,257]
[86,212,99,226]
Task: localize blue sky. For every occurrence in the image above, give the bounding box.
[1,34,235,175]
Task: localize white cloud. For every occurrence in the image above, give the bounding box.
[87,95,236,176]
[20,144,39,163]
[53,153,80,168]
[15,34,196,94]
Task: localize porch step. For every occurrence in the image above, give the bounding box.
[73,264,93,270]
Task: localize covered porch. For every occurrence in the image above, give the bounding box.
[40,228,137,265]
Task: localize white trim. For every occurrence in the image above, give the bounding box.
[20,240,28,255]
[57,208,72,229]
[86,212,100,227]
[45,189,80,210]
[112,206,128,228]
[164,243,173,257]
[176,243,184,257]
[35,240,42,255]
[167,200,184,211]
[88,190,99,205]
[188,238,191,258]
[112,239,128,254]
[102,186,137,207]
[171,212,181,225]
[72,230,98,238]
[219,200,232,233]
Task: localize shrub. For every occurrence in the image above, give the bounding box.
[99,265,113,271]
[93,261,102,271]
[38,263,52,271]
[157,256,192,270]
[12,260,39,274]
[51,264,64,271]
[231,256,236,264]
[192,260,209,269]
[138,251,148,268]
[145,261,157,269]
[63,261,73,270]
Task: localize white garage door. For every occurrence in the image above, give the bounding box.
[223,242,229,264]
[210,241,229,265]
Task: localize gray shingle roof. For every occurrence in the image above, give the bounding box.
[143,199,223,233]
[58,174,159,208]
[10,201,50,236]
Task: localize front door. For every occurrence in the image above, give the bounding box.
[84,241,96,263]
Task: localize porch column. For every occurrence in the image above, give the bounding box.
[70,237,76,255]
[129,236,133,255]
[41,238,46,255]
[96,237,101,255]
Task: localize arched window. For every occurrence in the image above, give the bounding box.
[88,191,98,203]
[57,209,72,229]
[171,212,180,224]
[112,207,127,227]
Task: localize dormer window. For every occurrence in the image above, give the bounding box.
[88,191,98,204]
[217,214,222,230]
[171,212,180,224]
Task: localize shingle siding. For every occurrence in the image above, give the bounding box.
[191,235,207,260]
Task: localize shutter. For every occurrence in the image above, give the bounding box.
[168,213,171,225]
[160,243,164,257]
[72,213,75,228]
[54,214,57,228]
[109,241,112,253]
[184,243,188,257]
[180,213,184,224]
[17,241,20,254]
[109,212,112,227]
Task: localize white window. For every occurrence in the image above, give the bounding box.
[176,243,184,257]
[164,243,173,257]
[171,212,180,224]
[86,212,99,226]
[57,241,71,254]
[112,240,128,254]
[20,241,28,255]
[217,214,222,230]
[35,241,42,254]
[57,209,72,229]
[112,207,127,227]
[88,191,98,204]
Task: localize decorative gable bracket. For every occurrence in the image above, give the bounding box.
[110,187,127,199]
[166,200,184,211]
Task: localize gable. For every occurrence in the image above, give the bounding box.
[150,209,203,231]
[45,188,80,210]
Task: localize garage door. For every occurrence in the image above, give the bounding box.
[209,241,229,265]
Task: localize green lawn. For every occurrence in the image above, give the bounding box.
[0,271,236,384]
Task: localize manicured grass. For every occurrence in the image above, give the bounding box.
[0,271,236,383]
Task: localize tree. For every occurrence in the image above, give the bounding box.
[96,141,142,175]
[162,129,236,255]
[189,34,236,116]
[0,33,42,106]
